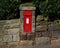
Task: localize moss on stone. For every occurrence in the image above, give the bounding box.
[20,3,35,7]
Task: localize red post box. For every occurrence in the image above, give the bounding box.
[24,10,32,32]
[20,7,36,33]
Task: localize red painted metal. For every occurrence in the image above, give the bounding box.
[24,10,32,32]
[24,10,32,15]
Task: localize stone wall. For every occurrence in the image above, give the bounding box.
[0,19,20,45]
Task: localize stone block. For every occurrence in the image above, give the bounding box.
[6,19,19,24]
[3,25,10,29]
[0,42,7,46]
[20,40,33,46]
[0,30,8,35]
[3,31,8,35]
[0,31,3,35]
[7,23,19,29]
[8,44,19,48]
[32,15,35,23]
[12,34,19,41]
[36,37,49,45]
[32,23,35,32]
[0,35,3,42]
[0,21,7,25]
[3,35,12,42]
[51,38,60,45]
[20,11,24,23]
[8,42,19,45]
[1,45,8,48]
[8,28,19,35]
[20,23,23,32]
[7,35,13,42]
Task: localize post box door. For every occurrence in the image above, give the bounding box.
[24,10,32,32]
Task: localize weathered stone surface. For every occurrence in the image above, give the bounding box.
[8,44,19,48]
[0,19,19,30]
[0,30,8,35]
[32,16,35,23]
[0,19,20,46]
[32,11,35,23]
[0,32,3,35]
[8,42,19,45]
[0,38,2,42]
[36,37,49,45]
[20,40,33,46]
[20,23,23,32]
[0,21,7,25]
[3,31,8,35]
[3,35,12,42]
[51,38,60,45]
[32,23,35,32]
[0,45,8,48]
[7,19,19,24]
[20,7,36,10]
[13,34,19,41]
[20,32,27,40]
[8,28,19,35]
[0,35,3,42]
[0,42,7,46]
[2,35,8,42]
[20,11,23,23]
[7,23,19,29]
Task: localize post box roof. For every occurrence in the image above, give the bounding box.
[20,7,36,10]
[19,3,36,10]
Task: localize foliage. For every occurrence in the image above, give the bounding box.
[0,0,60,21]
[0,0,21,20]
[33,0,60,21]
